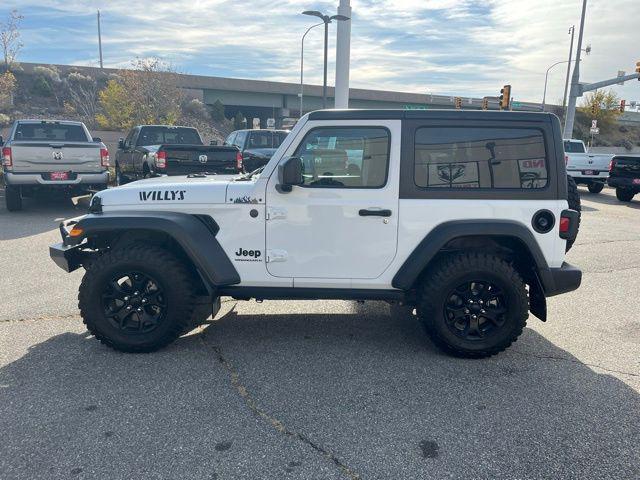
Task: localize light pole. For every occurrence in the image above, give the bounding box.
[302,10,350,109]
[299,22,323,117]
[542,60,573,111]
[564,0,588,139]
[562,26,575,115]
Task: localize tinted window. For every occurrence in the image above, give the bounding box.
[294,127,390,188]
[137,127,202,146]
[247,131,288,149]
[225,132,236,146]
[235,131,248,148]
[414,127,548,189]
[564,140,585,153]
[14,123,88,142]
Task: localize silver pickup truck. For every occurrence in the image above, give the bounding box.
[564,139,614,194]
[1,120,109,211]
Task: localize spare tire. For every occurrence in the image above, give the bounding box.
[565,175,581,252]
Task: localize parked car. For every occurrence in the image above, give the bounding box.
[607,154,640,202]
[1,119,109,211]
[51,109,581,358]
[225,129,289,172]
[564,139,613,193]
[115,125,242,184]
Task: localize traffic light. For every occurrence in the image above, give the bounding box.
[636,61,640,80]
[591,103,598,116]
[454,97,462,109]
[620,99,626,113]
[482,98,489,110]
[499,85,511,110]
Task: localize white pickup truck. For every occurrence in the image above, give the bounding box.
[564,139,613,194]
[1,119,110,211]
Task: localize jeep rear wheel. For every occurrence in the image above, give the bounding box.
[616,188,635,202]
[78,245,197,353]
[587,182,604,194]
[417,253,528,359]
[5,185,23,211]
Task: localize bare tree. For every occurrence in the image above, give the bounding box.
[65,72,100,127]
[1,10,23,71]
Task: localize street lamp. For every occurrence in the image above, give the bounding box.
[299,22,323,117]
[542,60,573,111]
[302,10,350,109]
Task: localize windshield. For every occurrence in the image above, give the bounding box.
[14,123,89,142]
[564,141,586,153]
[247,131,288,149]
[138,127,203,146]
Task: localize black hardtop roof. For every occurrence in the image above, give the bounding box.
[308,109,555,123]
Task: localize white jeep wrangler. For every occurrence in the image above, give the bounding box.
[50,110,581,358]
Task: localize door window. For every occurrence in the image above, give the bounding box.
[234,131,248,149]
[293,127,390,188]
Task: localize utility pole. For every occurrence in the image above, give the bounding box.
[564,0,587,139]
[562,26,575,116]
[97,9,104,69]
[334,0,352,109]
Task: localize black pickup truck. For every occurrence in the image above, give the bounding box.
[608,155,640,202]
[115,125,242,184]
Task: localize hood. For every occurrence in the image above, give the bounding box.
[243,148,277,158]
[94,175,239,208]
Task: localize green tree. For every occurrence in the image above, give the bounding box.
[579,89,622,132]
[96,79,134,130]
[211,99,226,122]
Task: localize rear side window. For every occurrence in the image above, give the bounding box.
[414,127,548,189]
[14,123,88,142]
[293,127,390,188]
[563,141,585,153]
[137,127,202,146]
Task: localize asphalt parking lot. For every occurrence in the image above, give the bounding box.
[0,188,638,479]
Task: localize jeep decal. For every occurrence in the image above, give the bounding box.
[234,247,262,262]
[139,190,187,201]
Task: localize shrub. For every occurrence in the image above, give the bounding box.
[32,75,53,97]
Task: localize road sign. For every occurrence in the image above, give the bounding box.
[266,118,275,129]
[591,119,597,129]
[512,101,522,108]
[403,105,428,110]
[590,127,600,135]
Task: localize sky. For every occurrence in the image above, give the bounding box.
[1,0,639,105]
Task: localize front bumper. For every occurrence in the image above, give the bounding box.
[4,171,109,186]
[541,262,582,297]
[49,242,83,273]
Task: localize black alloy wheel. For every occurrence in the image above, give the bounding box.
[101,272,167,334]
[444,281,507,341]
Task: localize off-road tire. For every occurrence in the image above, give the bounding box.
[566,175,581,252]
[587,182,604,194]
[417,253,528,359]
[616,188,635,202]
[5,185,23,211]
[78,245,197,353]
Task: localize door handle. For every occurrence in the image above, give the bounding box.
[359,209,392,217]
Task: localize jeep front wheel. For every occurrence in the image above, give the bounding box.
[417,253,528,358]
[78,245,197,353]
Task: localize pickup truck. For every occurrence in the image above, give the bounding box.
[607,155,640,202]
[564,139,613,193]
[115,125,242,184]
[1,119,109,211]
[224,129,289,172]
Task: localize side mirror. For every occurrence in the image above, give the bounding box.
[118,138,125,149]
[210,140,219,146]
[92,137,102,143]
[277,157,304,192]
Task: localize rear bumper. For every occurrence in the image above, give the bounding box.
[607,176,640,190]
[540,262,582,297]
[567,170,608,180]
[4,171,109,186]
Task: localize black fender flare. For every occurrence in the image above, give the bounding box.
[68,211,240,288]
[392,220,555,294]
